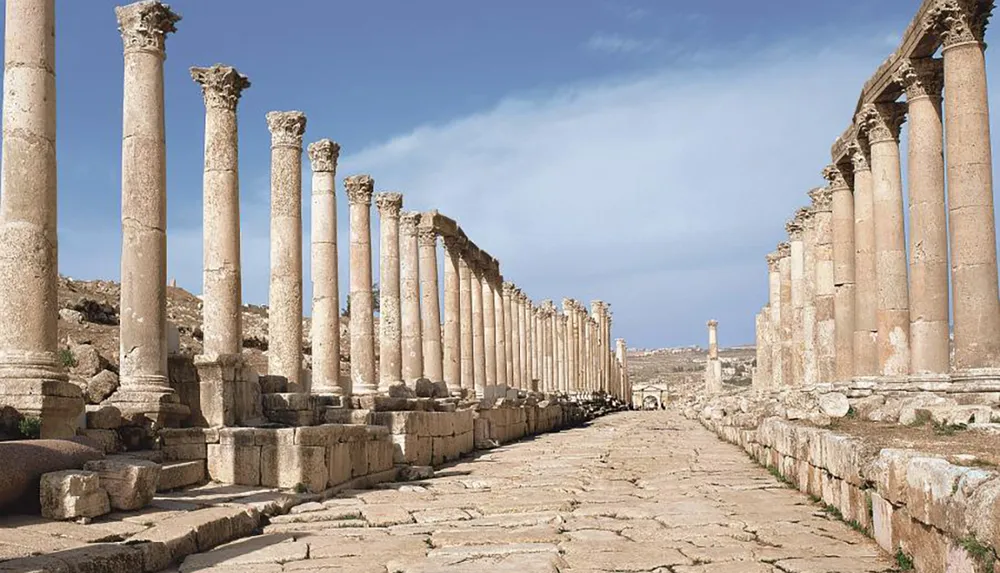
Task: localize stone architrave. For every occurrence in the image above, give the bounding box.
[510,286,522,389]
[849,140,879,378]
[264,111,307,392]
[308,139,343,395]
[0,0,83,438]
[809,187,836,384]
[925,2,1000,373]
[442,235,463,394]
[896,58,949,379]
[786,214,806,387]
[191,64,259,426]
[399,211,423,384]
[345,175,377,395]
[109,1,187,425]
[858,103,910,378]
[778,242,793,387]
[766,252,783,390]
[418,218,443,384]
[824,165,855,382]
[375,192,403,391]
[458,249,475,393]
[493,274,508,389]
[470,258,487,398]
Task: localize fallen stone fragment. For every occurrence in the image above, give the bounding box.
[84,457,160,511]
[39,470,110,520]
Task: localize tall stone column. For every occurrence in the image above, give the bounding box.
[375,192,403,391]
[264,111,307,392]
[503,283,516,388]
[787,214,805,387]
[824,165,855,383]
[0,0,82,438]
[192,64,256,426]
[858,103,910,378]
[590,302,603,392]
[778,242,792,387]
[555,312,566,392]
[418,220,443,385]
[754,308,770,391]
[443,236,463,394]
[110,1,187,424]
[801,208,818,386]
[563,299,575,392]
[926,2,1000,373]
[530,305,540,390]
[459,249,475,393]
[544,302,555,391]
[399,212,423,384]
[894,58,949,378]
[849,140,879,378]
[706,320,721,393]
[482,264,497,391]
[617,338,629,405]
[809,187,836,384]
[345,175,376,395]
[308,140,343,396]
[509,286,522,389]
[766,253,783,390]
[470,258,487,398]
[493,275,508,389]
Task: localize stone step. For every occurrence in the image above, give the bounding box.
[157,460,206,492]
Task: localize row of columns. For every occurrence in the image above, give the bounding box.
[754,0,1000,391]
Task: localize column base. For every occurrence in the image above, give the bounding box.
[107,375,189,428]
[194,353,264,427]
[0,352,84,439]
[352,382,379,396]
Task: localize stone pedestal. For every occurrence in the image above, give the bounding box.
[346,175,377,395]
[110,1,187,425]
[400,212,423,384]
[376,193,403,391]
[849,140,879,378]
[193,354,262,427]
[308,139,343,395]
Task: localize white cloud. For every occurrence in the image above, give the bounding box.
[584,32,660,55]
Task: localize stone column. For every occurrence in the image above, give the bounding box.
[493,275,508,389]
[470,256,487,398]
[858,103,910,378]
[509,286,522,390]
[894,58,949,378]
[503,283,516,388]
[418,220,443,385]
[563,299,575,392]
[787,214,805,387]
[459,248,475,393]
[706,320,721,393]
[345,175,376,395]
[482,264,497,391]
[443,235,463,394]
[264,111,307,392]
[109,1,186,425]
[530,305,540,390]
[0,0,82,438]
[849,140,879,378]
[754,308,770,391]
[590,302,603,392]
[766,253,783,390]
[555,312,566,393]
[191,65,256,426]
[927,1,1000,373]
[617,338,629,405]
[801,208,818,386]
[824,165,855,383]
[809,187,836,384]
[399,212,423,384]
[778,242,793,387]
[375,192,403,391]
[308,140,343,396]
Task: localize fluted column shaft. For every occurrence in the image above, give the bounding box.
[418,223,443,384]
[307,139,341,394]
[400,212,423,384]
[376,193,403,390]
[346,175,376,395]
[459,253,474,393]
[443,236,462,394]
[851,144,879,377]
[825,166,855,382]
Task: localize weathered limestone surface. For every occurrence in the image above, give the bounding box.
[458,251,474,394]
[443,236,463,395]
[825,165,855,382]
[309,139,343,395]
[376,193,404,391]
[850,141,879,378]
[39,470,110,520]
[810,187,835,383]
[346,175,377,395]
[400,211,423,385]
[418,220,443,385]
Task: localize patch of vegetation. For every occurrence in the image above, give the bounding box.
[959,535,996,570]
[820,504,844,520]
[18,416,42,439]
[894,549,914,571]
[293,483,308,494]
[57,347,77,368]
[766,465,794,488]
[845,407,857,419]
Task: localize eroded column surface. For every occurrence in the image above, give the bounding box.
[443,236,463,394]
[308,140,342,396]
[858,103,910,378]
[824,165,855,382]
[787,214,805,387]
[895,58,950,378]
[400,212,423,384]
[778,243,793,387]
[264,111,307,392]
[563,299,575,392]
[706,320,721,394]
[418,220,443,385]
[0,0,81,438]
[510,286,522,389]
[850,140,879,378]
[482,264,498,391]
[530,305,540,390]
[111,1,187,424]
[503,283,516,388]
[766,252,783,390]
[346,175,376,395]
[493,275,508,389]
[470,259,487,398]
[927,3,1000,372]
[801,208,818,387]
[556,312,567,393]
[754,308,771,391]
[376,192,403,390]
[809,187,836,384]
[459,251,474,393]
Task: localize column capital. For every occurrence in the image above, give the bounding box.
[116,0,180,56]
[707,319,718,328]
[308,139,341,173]
[785,212,805,241]
[766,251,781,271]
[809,187,832,213]
[190,65,249,111]
[266,111,307,149]
[417,226,438,248]
[400,211,421,236]
[894,58,944,101]
[847,138,871,173]
[856,102,907,144]
[374,192,403,218]
[442,234,465,256]
[344,174,374,206]
[777,242,791,258]
[822,164,850,191]
[503,282,517,296]
[924,0,994,48]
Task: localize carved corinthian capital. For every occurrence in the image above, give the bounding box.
[191,65,250,111]
[809,187,833,213]
[924,0,995,47]
[417,227,438,248]
[856,103,907,144]
[399,211,421,236]
[766,252,781,272]
[894,58,944,102]
[847,138,871,173]
[374,192,403,218]
[116,0,180,55]
[266,111,307,149]
[308,139,341,173]
[344,175,374,206]
[786,214,804,241]
[822,164,849,190]
[442,234,465,257]
[777,242,791,258]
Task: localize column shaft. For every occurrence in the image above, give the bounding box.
[400,213,423,383]
[810,188,836,384]
[307,140,342,394]
[346,175,376,395]
[459,253,474,393]
[510,287,521,389]
[493,278,507,388]
[825,166,855,382]
[851,144,879,377]
[376,193,403,390]
[778,244,793,387]
[471,265,486,398]
[443,236,462,394]
[482,270,497,390]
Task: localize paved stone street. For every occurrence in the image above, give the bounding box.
[174,412,895,573]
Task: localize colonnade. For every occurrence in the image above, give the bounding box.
[754,0,1000,392]
[0,0,631,436]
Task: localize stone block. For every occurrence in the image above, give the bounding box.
[254,428,295,446]
[260,445,328,493]
[0,438,105,514]
[163,443,207,462]
[414,378,436,398]
[871,491,896,554]
[368,439,395,475]
[263,392,312,411]
[84,458,160,511]
[78,429,122,454]
[85,370,120,405]
[157,461,206,492]
[348,439,369,478]
[327,442,352,486]
[218,427,256,447]
[392,433,433,466]
[84,405,122,430]
[399,465,434,481]
[207,443,261,486]
[39,470,110,520]
[295,424,347,447]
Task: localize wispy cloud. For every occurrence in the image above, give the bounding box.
[584,32,660,55]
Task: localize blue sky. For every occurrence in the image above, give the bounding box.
[2,1,991,349]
